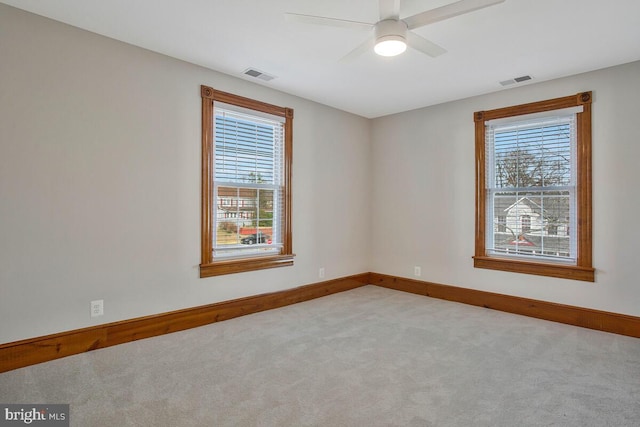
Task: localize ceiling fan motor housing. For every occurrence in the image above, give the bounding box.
[375,19,408,41]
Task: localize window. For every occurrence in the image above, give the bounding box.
[200,86,294,277]
[474,92,594,281]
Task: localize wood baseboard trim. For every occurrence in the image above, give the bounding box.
[3,272,638,373]
[370,272,640,339]
[0,273,369,373]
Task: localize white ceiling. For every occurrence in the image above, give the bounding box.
[3,0,640,118]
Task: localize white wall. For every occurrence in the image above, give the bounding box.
[0,4,371,343]
[371,60,640,317]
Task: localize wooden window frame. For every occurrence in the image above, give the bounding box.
[200,86,294,277]
[474,92,594,282]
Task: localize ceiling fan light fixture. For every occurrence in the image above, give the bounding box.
[373,19,408,57]
[374,35,407,56]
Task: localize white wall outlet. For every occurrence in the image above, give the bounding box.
[414,266,421,277]
[319,267,325,279]
[91,299,104,317]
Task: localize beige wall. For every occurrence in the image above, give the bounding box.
[371,60,640,317]
[0,4,372,343]
[2,3,640,345]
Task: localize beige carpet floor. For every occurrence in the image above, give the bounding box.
[1,285,639,426]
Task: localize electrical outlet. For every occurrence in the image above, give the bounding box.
[91,299,104,317]
[319,267,325,279]
[414,266,421,277]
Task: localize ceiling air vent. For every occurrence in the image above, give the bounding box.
[243,68,276,82]
[499,75,533,86]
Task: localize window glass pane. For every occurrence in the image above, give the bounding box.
[216,187,242,247]
[487,114,576,263]
[490,191,572,261]
[214,186,280,257]
[211,105,285,260]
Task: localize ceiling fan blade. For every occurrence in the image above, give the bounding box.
[285,13,373,31]
[403,0,505,30]
[339,38,375,62]
[379,0,401,20]
[406,32,447,57]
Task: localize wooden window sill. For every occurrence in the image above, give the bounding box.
[473,256,594,282]
[200,254,295,278]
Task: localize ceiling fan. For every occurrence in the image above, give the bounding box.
[285,0,505,60]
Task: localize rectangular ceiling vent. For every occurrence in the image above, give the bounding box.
[243,68,276,82]
[499,75,532,86]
